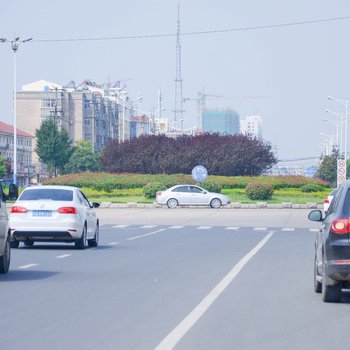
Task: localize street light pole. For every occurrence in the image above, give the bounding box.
[1,36,32,185]
[328,96,349,184]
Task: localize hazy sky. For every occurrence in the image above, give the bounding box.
[1,0,350,162]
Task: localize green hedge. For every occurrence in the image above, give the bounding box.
[245,182,274,200]
[44,172,331,191]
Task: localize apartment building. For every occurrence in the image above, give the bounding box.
[16,79,119,176]
[240,115,263,139]
[0,121,33,185]
[202,109,240,135]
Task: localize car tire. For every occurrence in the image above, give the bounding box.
[0,237,10,274]
[167,198,178,209]
[210,198,222,209]
[321,276,342,303]
[10,240,19,248]
[88,223,99,247]
[75,224,87,249]
[314,255,322,293]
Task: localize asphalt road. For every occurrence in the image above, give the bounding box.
[1,208,350,350]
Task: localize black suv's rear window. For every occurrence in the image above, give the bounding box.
[19,189,73,201]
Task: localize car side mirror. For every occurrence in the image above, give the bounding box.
[91,202,100,208]
[308,210,323,222]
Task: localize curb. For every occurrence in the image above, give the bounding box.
[98,202,323,209]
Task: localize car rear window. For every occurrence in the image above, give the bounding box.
[19,189,73,201]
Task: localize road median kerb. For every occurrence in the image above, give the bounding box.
[98,202,323,209]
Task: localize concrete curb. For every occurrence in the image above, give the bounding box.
[98,202,323,209]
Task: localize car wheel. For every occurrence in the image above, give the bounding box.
[314,255,322,293]
[210,198,222,209]
[24,240,34,247]
[321,275,342,303]
[167,198,178,209]
[10,240,19,248]
[75,224,87,249]
[88,223,99,247]
[0,237,10,274]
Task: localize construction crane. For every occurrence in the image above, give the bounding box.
[183,89,271,131]
[183,89,224,131]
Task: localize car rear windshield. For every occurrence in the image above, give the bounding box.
[19,189,73,201]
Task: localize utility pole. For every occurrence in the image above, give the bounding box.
[174,2,184,131]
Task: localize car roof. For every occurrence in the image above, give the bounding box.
[22,185,79,191]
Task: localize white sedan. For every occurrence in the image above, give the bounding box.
[9,186,100,249]
[156,184,231,209]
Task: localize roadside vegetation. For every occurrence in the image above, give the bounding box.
[44,172,331,204]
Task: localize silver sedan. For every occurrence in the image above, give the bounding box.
[156,184,231,209]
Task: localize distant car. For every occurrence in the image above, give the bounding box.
[308,179,350,302]
[323,189,337,213]
[9,186,100,249]
[156,184,231,209]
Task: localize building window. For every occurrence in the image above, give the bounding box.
[41,98,61,108]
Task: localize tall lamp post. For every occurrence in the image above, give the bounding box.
[0,36,32,185]
[328,96,349,184]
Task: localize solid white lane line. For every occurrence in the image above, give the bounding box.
[155,231,274,350]
[108,242,120,246]
[112,225,129,228]
[281,228,295,231]
[127,229,165,241]
[56,254,72,259]
[17,264,38,269]
[141,225,157,228]
[197,226,212,230]
[225,227,240,230]
[169,226,184,229]
[253,227,267,231]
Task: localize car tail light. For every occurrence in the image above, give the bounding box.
[58,207,77,214]
[331,219,350,234]
[156,191,162,196]
[324,198,330,204]
[10,206,28,213]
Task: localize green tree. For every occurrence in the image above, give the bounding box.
[64,140,100,173]
[35,119,73,177]
[316,148,339,185]
[0,156,7,178]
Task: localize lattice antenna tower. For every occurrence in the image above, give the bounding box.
[174,2,184,131]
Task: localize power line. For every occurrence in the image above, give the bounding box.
[32,15,350,43]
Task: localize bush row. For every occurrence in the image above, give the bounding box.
[45,172,331,193]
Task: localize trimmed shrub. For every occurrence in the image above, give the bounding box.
[300,184,324,193]
[201,182,222,193]
[143,182,167,199]
[245,182,274,200]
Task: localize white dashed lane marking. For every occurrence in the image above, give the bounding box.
[127,229,166,241]
[169,226,184,229]
[281,228,295,231]
[112,225,129,228]
[197,226,212,230]
[253,227,267,231]
[225,227,240,230]
[17,264,38,269]
[108,242,119,246]
[141,225,157,228]
[56,254,72,259]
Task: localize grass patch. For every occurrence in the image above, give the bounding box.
[84,187,329,204]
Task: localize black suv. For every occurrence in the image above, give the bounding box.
[309,179,350,302]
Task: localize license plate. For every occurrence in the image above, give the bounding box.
[32,210,52,217]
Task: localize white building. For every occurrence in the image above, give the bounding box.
[240,115,263,139]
